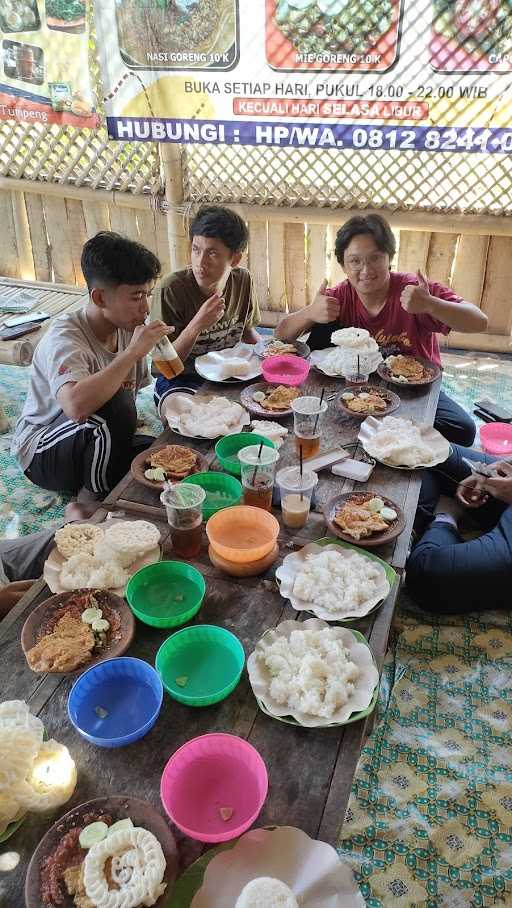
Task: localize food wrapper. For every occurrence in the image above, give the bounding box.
[191,825,365,907]
[162,393,249,439]
[247,618,379,728]
[194,343,261,382]
[358,415,450,470]
[276,542,390,621]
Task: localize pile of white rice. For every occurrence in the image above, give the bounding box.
[364,415,435,466]
[261,627,359,719]
[179,397,246,437]
[292,548,385,615]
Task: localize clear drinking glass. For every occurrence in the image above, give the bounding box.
[291,396,328,460]
[238,445,280,511]
[276,466,318,529]
[160,484,206,558]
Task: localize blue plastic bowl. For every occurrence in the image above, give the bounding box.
[68,657,163,748]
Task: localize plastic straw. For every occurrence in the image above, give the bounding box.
[313,388,325,435]
[251,440,264,486]
[299,445,304,501]
[357,353,360,377]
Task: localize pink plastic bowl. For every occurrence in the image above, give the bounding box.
[261,354,310,387]
[160,733,268,843]
[479,422,512,455]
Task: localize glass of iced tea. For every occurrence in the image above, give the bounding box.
[291,396,328,460]
[152,335,184,379]
[276,466,318,530]
[238,444,280,511]
[160,483,206,558]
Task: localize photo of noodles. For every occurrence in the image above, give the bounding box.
[272,0,394,57]
[115,0,239,70]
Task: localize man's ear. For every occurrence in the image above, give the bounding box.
[231,252,243,268]
[90,287,107,308]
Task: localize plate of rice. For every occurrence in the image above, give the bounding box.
[247,618,379,728]
[162,393,250,439]
[275,541,392,621]
[194,343,261,383]
[358,415,450,469]
[44,520,162,596]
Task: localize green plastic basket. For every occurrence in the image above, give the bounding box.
[215,432,275,476]
[181,471,242,520]
[155,624,245,706]
[126,561,206,629]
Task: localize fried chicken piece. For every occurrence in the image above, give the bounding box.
[388,355,425,380]
[261,385,301,410]
[347,392,388,414]
[334,502,388,540]
[149,444,197,477]
[26,614,95,673]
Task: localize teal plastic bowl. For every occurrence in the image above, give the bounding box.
[126,561,206,629]
[181,471,242,520]
[155,625,245,706]
[215,433,275,477]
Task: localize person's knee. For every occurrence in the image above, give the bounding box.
[451,413,476,447]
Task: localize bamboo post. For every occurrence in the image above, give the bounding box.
[159,144,189,271]
[11,191,35,281]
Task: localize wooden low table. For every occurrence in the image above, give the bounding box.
[1,370,440,900]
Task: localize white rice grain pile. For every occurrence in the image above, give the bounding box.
[364,416,435,466]
[292,549,385,615]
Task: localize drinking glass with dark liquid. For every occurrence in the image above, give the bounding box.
[238,444,280,512]
[160,484,206,559]
[291,396,328,460]
[153,336,184,380]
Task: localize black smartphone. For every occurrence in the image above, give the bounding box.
[474,398,512,422]
[0,322,42,341]
[473,408,496,423]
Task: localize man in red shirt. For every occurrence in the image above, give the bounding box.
[276,214,488,445]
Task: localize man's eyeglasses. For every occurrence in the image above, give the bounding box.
[344,253,388,271]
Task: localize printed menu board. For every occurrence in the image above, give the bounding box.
[94,0,512,154]
[0,0,98,125]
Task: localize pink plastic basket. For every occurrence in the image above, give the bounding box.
[479,422,512,455]
[261,354,310,386]
[160,733,268,842]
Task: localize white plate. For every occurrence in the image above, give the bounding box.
[310,347,382,378]
[162,392,249,439]
[191,826,365,907]
[194,343,261,382]
[247,618,379,728]
[43,519,162,596]
[358,415,450,470]
[275,542,390,621]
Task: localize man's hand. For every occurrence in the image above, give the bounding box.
[128,321,174,359]
[194,293,226,331]
[308,279,340,323]
[0,579,35,618]
[456,473,489,508]
[400,270,433,315]
[482,461,512,505]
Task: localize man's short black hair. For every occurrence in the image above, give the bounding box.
[335,214,396,265]
[189,206,248,255]
[81,231,161,291]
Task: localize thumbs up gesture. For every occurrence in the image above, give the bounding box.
[309,279,340,323]
[400,270,432,314]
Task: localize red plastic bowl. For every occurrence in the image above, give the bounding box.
[479,422,512,455]
[261,354,310,386]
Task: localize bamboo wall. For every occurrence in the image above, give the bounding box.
[0,181,510,354]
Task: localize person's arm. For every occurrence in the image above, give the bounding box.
[400,271,488,333]
[57,321,172,423]
[0,580,35,618]
[171,293,226,362]
[242,326,260,344]
[275,279,340,341]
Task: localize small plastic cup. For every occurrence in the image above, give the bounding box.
[291,396,328,460]
[160,483,206,558]
[238,444,280,511]
[276,466,318,529]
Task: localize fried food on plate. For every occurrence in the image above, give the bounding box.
[148,444,197,478]
[260,385,300,411]
[387,355,426,381]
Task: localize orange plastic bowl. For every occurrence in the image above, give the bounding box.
[206,506,280,564]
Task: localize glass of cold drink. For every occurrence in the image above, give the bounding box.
[291,396,328,460]
[152,335,184,380]
[276,466,318,530]
[160,483,206,558]
[238,444,279,511]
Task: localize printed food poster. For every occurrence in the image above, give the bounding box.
[0,0,98,125]
[94,0,512,153]
[115,0,239,72]
[430,0,512,72]
[265,0,403,72]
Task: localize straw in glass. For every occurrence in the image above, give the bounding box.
[313,388,325,435]
[251,440,264,486]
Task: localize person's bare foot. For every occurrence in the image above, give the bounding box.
[64,501,100,522]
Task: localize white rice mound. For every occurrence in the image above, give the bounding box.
[365,415,435,466]
[260,627,359,719]
[235,878,298,908]
[251,420,288,448]
[180,397,246,437]
[60,553,129,591]
[54,524,104,559]
[292,548,385,615]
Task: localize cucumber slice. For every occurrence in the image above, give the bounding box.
[341,392,355,400]
[252,391,266,402]
[368,497,385,512]
[82,608,102,624]
[79,821,108,849]
[108,818,134,837]
[92,618,110,633]
[380,507,397,521]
